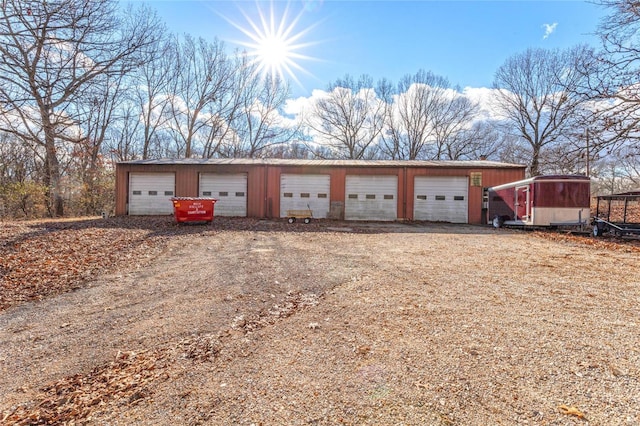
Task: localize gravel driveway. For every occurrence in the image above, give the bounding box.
[1,220,639,425]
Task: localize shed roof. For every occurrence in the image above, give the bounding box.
[617,189,640,196]
[596,189,640,199]
[117,158,526,169]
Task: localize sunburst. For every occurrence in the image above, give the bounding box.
[225,1,320,87]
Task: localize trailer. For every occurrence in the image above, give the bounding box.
[487,175,591,229]
[591,190,640,237]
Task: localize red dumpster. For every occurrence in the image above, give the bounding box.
[170,197,217,223]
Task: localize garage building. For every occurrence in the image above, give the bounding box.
[115,159,526,224]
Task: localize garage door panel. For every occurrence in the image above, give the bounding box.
[129,173,175,215]
[280,174,330,218]
[199,173,247,217]
[345,175,397,221]
[414,176,468,223]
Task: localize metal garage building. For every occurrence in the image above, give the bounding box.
[115,159,526,224]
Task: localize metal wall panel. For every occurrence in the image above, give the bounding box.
[128,173,175,215]
[414,176,469,223]
[345,175,398,221]
[280,174,331,219]
[199,173,248,217]
[115,161,527,223]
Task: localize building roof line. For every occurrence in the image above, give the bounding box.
[117,158,526,169]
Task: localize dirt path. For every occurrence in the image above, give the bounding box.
[0,230,367,400]
[2,224,640,425]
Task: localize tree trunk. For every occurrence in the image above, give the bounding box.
[43,117,64,217]
[530,146,541,177]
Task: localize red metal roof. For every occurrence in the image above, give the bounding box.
[118,158,526,169]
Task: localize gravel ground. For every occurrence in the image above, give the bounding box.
[1,217,640,425]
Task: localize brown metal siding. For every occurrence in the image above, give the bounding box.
[245,166,264,218]
[115,165,127,215]
[176,167,198,198]
[468,168,525,224]
[329,168,346,220]
[115,161,525,223]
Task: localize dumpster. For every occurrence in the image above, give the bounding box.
[170,197,217,223]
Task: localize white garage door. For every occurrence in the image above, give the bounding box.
[280,174,330,219]
[128,173,175,215]
[414,176,469,223]
[345,175,397,221]
[199,173,247,217]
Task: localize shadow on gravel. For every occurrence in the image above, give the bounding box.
[5,215,508,239]
[9,216,638,251]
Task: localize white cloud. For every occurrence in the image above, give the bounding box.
[542,22,558,39]
[463,86,505,121]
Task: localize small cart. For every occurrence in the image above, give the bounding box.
[286,209,313,224]
[591,191,640,237]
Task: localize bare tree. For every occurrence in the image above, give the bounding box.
[381,70,450,160]
[104,32,175,162]
[264,141,314,159]
[0,0,163,216]
[614,147,640,187]
[576,0,640,176]
[224,66,296,158]
[104,102,143,162]
[167,35,235,158]
[0,131,47,217]
[493,46,593,176]
[443,121,507,161]
[135,35,174,159]
[305,74,385,159]
[71,72,128,214]
[377,70,480,160]
[204,52,293,159]
[430,95,480,160]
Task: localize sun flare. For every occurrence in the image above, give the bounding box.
[225,2,319,87]
[257,35,289,70]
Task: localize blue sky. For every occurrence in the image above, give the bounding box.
[140,1,605,98]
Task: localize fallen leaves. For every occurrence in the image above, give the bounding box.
[3,350,170,425]
[0,216,362,312]
[535,230,640,253]
[231,291,320,333]
[558,404,585,419]
[179,334,221,362]
[2,217,638,424]
[1,217,170,311]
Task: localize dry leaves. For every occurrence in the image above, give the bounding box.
[534,230,640,253]
[0,217,169,311]
[3,350,170,425]
[2,217,640,425]
[0,216,341,312]
[231,291,320,333]
[559,404,585,419]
